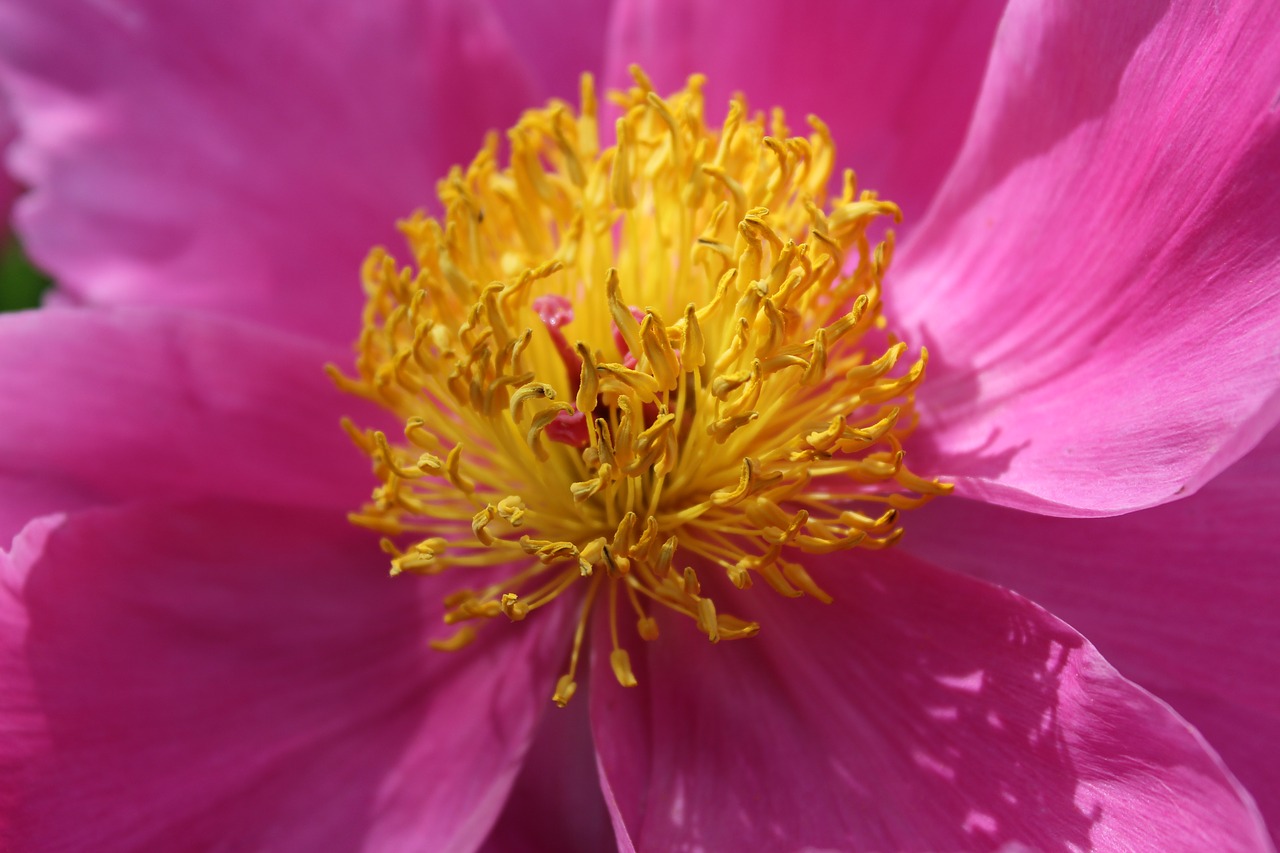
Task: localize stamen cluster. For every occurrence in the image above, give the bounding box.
[332,67,951,704]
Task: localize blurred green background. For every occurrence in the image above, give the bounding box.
[0,237,50,311]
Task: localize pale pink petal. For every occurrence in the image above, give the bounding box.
[0,0,537,343]
[891,0,1280,514]
[1,500,571,851]
[604,0,1005,226]
[904,425,1280,843]
[480,680,615,852]
[0,307,377,543]
[488,0,616,101]
[590,551,1270,850]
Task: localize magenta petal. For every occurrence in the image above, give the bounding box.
[905,425,1280,843]
[0,0,537,343]
[488,0,615,101]
[604,0,1005,227]
[589,551,1270,850]
[480,678,615,852]
[0,97,19,232]
[1,500,571,850]
[0,307,376,543]
[891,0,1280,514]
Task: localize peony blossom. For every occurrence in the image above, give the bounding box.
[1,0,1278,850]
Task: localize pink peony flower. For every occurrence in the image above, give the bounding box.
[1,0,1277,849]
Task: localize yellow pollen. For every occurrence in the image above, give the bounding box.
[332,67,952,704]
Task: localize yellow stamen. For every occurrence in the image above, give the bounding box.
[333,67,951,705]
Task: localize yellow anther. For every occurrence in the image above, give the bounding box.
[645,91,684,165]
[552,675,578,708]
[550,107,586,188]
[472,505,497,546]
[446,598,502,623]
[496,495,526,526]
[780,560,833,604]
[801,327,828,386]
[637,616,660,641]
[640,312,681,391]
[500,593,529,622]
[702,164,747,224]
[403,417,440,450]
[601,545,630,578]
[530,539,582,565]
[697,598,719,643]
[839,507,900,533]
[429,626,477,652]
[795,530,867,554]
[633,516,660,557]
[389,537,449,576]
[629,413,676,473]
[714,317,752,372]
[594,418,615,468]
[338,416,375,453]
[836,409,901,453]
[627,63,655,93]
[611,120,637,209]
[846,346,906,388]
[373,431,425,480]
[711,368,752,399]
[575,342,599,417]
[527,403,574,461]
[578,73,599,157]
[860,350,928,404]
[828,198,902,231]
[445,444,474,494]
[416,452,445,475]
[708,411,759,443]
[610,648,638,687]
[596,363,661,404]
[720,360,764,419]
[728,559,752,589]
[579,536,607,566]
[510,382,557,422]
[762,510,809,546]
[605,269,642,357]
[804,416,847,454]
[711,458,785,507]
[680,303,706,369]
[571,475,606,503]
[611,512,638,555]
[715,614,761,641]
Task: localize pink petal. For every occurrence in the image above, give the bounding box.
[0,513,54,823]
[0,307,376,543]
[0,0,537,344]
[604,0,1005,226]
[480,678,615,852]
[488,0,616,101]
[890,0,1280,514]
[1,500,571,850]
[0,95,18,233]
[590,551,1270,850]
[904,425,1280,843]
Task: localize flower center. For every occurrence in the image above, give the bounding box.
[331,67,950,705]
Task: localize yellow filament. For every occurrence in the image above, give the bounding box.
[334,67,951,705]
